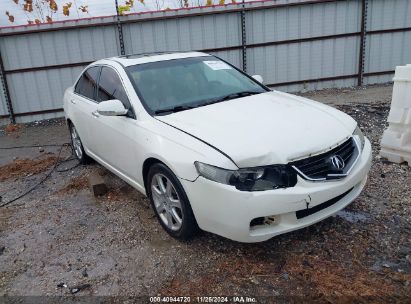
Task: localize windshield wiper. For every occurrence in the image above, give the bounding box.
[154,105,195,115]
[154,91,262,115]
[204,91,262,106]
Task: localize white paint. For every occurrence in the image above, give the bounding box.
[157,90,357,167]
[252,75,264,84]
[64,52,372,242]
[96,99,128,116]
[380,64,411,166]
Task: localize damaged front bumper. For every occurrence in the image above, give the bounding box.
[181,138,372,243]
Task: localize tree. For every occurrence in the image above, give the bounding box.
[153,0,165,11]
[5,0,89,25]
[5,0,237,25]
[118,0,146,15]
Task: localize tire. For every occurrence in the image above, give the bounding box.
[147,163,199,240]
[68,122,91,165]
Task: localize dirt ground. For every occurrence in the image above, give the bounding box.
[0,84,410,301]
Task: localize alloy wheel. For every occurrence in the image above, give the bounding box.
[151,173,183,231]
[71,125,83,160]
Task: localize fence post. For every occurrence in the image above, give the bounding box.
[0,51,15,124]
[358,0,368,86]
[241,0,247,72]
[114,0,126,56]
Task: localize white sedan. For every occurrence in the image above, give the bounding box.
[64,52,372,243]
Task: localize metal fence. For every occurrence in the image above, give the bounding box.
[0,0,410,124]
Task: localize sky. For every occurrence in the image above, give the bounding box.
[0,0,246,27]
[1,0,113,26]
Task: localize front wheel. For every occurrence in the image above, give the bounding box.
[147,163,199,240]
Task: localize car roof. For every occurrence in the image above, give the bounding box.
[107,51,210,67]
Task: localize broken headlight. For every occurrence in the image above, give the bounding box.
[194,162,297,191]
[353,125,365,151]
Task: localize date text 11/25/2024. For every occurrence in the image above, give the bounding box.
[149,296,257,303]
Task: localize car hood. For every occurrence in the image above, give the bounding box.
[156,91,356,168]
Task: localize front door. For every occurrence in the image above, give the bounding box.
[90,66,140,182]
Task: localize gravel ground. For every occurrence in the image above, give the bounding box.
[0,84,410,301]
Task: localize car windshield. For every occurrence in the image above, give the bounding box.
[126,56,268,115]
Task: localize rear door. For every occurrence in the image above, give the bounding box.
[71,66,101,153]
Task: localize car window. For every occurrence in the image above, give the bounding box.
[74,66,100,100]
[97,67,131,110]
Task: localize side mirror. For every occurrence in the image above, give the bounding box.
[97,99,128,116]
[252,75,264,84]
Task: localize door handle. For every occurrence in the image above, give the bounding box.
[92,111,100,118]
[70,99,76,104]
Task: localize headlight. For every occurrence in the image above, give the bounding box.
[194,162,297,191]
[353,125,365,151]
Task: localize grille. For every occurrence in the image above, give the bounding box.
[296,187,354,219]
[290,138,358,181]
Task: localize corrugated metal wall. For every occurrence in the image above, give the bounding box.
[122,11,244,71]
[124,13,241,53]
[363,0,411,85]
[0,23,121,123]
[0,0,410,124]
[246,0,361,91]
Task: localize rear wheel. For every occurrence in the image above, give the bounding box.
[147,163,198,240]
[69,122,90,164]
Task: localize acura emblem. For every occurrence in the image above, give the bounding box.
[330,155,345,170]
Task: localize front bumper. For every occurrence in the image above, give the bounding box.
[181,138,372,243]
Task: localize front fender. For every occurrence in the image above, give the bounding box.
[137,118,238,182]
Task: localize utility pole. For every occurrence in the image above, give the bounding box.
[358,0,368,86]
[114,0,126,55]
[241,0,247,72]
[0,51,15,124]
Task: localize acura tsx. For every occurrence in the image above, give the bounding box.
[64,51,372,242]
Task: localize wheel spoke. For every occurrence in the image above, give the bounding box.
[156,175,166,194]
[171,208,182,225]
[156,203,166,214]
[151,184,162,197]
[165,210,173,227]
[166,179,173,197]
[168,197,181,208]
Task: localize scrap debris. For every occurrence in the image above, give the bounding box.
[0,156,60,182]
[88,171,108,197]
[70,283,91,294]
[56,174,89,194]
[4,123,22,135]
